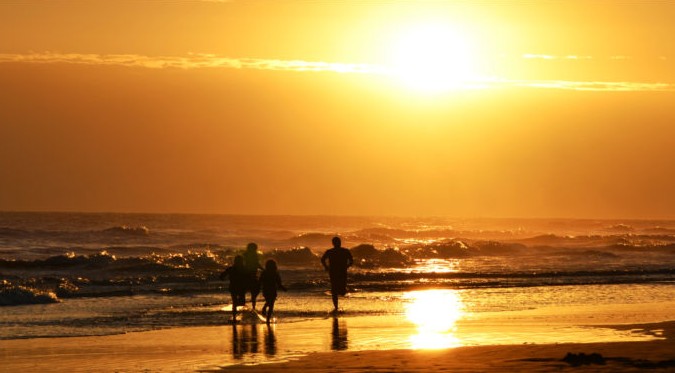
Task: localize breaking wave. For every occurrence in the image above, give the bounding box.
[100,225,150,236]
[1,213,675,307]
[1,240,674,306]
[0,280,59,306]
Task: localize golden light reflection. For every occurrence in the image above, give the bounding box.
[413,259,460,274]
[404,289,464,349]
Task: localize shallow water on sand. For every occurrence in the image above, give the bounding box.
[2,283,674,340]
[2,286,673,370]
[198,302,673,369]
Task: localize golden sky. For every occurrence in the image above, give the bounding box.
[1,0,674,218]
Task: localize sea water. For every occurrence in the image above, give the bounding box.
[1,212,674,347]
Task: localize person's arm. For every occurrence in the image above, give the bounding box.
[220,267,231,281]
[321,251,329,271]
[276,273,287,292]
[346,250,354,268]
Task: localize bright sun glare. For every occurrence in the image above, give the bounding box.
[405,289,464,349]
[389,22,477,92]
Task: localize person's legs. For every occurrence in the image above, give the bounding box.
[236,291,246,307]
[249,277,259,311]
[261,301,268,316]
[329,272,346,311]
[250,289,259,311]
[266,300,275,324]
[230,292,238,322]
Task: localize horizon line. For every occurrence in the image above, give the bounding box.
[1,209,673,221]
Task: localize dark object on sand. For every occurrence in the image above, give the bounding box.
[562,352,606,366]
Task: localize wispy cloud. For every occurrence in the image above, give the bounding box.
[0,52,380,74]
[1,52,672,92]
[506,79,672,92]
[523,54,556,60]
[523,54,593,60]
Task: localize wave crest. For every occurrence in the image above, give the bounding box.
[101,225,150,236]
[0,280,59,306]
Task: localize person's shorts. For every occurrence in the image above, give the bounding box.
[230,290,246,306]
[329,272,347,296]
[263,290,277,302]
[246,275,260,294]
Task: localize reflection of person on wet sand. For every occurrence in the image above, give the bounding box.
[259,259,287,324]
[231,324,259,359]
[331,316,348,351]
[220,255,247,321]
[264,326,277,356]
[321,236,353,311]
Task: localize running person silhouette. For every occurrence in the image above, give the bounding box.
[220,255,247,321]
[259,259,287,324]
[321,236,353,312]
[242,243,263,311]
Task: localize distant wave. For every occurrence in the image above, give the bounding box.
[0,280,58,306]
[350,268,675,282]
[0,250,225,271]
[0,227,30,238]
[2,239,674,273]
[0,241,673,306]
[645,227,675,235]
[267,247,319,265]
[604,224,634,233]
[351,227,458,240]
[352,244,411,268]
[287,233,336,247]
[515,234,675,248]
[100,225,150,236]
[0,225,154,247]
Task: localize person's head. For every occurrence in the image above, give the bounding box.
[233,255,244,267]
[246,242,258,252]
[265,259,278,272]
[332,236,341,248]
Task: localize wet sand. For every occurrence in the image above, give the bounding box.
[1,317,673,372]
[220,335,675,373]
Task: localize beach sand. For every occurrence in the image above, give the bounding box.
[221,337,675,373]
[1,318,673,372]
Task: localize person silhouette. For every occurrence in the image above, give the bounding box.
[259,259,287,324]
[242,243,263,311]
[321,236,353,312]
[220,255,247,321]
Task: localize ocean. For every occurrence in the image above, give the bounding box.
[1,212,674,348]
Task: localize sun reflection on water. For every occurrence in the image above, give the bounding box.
[404,289,464,349]
[413,258,460,273]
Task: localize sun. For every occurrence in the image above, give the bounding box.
[388,22,477,92]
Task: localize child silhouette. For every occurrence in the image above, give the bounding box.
[259,259,287,324]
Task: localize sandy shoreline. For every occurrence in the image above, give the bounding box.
[220,335,675,373]
[1,319,673,372]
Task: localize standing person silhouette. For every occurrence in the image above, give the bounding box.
[321,236,353,312]
[220,255,247,321]
[242,243,263,311]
